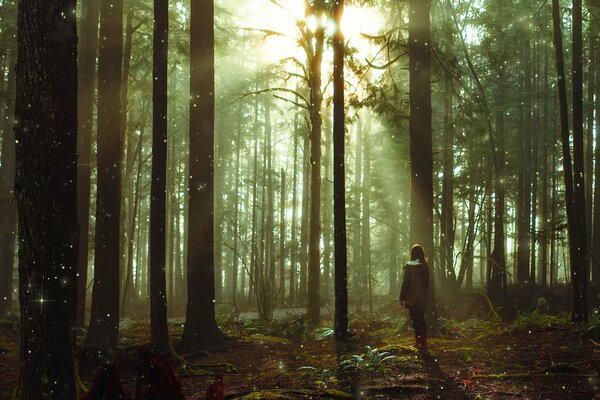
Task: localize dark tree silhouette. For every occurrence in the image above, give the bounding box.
[408,0,436,326]
[14,0,78,396]
[180,0,226,352]
[86,0,124,353]
[551,0,588,323]
[332,0,348,340]
[150,0,169,347]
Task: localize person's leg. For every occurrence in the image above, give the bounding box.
[410,307,427,349]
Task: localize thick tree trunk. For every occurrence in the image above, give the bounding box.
[409,0,435,326]
[76,0,100,328]
[180,0,226,351]
[570,0,588,321]
[333,0,349,339]
[149,0,169,347]
[14,0,78,395]
[85,0,124,353]
[0,62,16,317]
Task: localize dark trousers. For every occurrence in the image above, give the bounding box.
[408,306,427,336]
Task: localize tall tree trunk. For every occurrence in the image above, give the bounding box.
[76,0,100,328]
[408,0,436,325]
[570,0,588,321]
[279,169,286,305]
[85,0,124,353]
[540,48,550,288]
[14,0,78,395]
[333,0,349,339]
[149,0,169,347]
[489,71,506,314]
[0,62,16,318]
[552,0,588,322]
[289,103,299,303]
[299,128,310,305]
[180,0,225,351]
[307,20,325,327]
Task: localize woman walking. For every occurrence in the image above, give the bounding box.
[399,244,429,350]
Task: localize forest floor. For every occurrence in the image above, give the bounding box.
[1,308,600,399]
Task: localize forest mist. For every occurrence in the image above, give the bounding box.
[1,0,600,398]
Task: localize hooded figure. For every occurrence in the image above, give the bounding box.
[399,244,429,350]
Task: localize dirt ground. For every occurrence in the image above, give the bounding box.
[1,313,599,399]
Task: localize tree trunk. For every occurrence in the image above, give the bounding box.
[333,0,349,339]
[85,0,124,353]
[409,0,436,326]
[489,71,506,314]
[552,0,588,322]
[289,102,299,303]
[180,0,226,351]
[149,0,169,347]
[76,0,100,328]
[14,0,78,395]
[279,169,286,306]
[540,48,550,288]
[0,62,16,318]
[307,20,325,327]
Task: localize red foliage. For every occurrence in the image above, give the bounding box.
[78,363,130,400]
[205,373,224,400]
[135,352,184,400]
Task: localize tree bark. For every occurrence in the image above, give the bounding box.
[85,0,124,353]
[150,0,169,347]
[14,0,78,395]
[307,19,325,327]
[333,0,349,339]
[409,0,436,325]
[180,0,226,351]
[552,0,588,322]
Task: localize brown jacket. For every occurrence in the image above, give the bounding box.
[399,259,429,308]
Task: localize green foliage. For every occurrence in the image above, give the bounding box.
[334,346,398,374]
[511,298,569,331]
